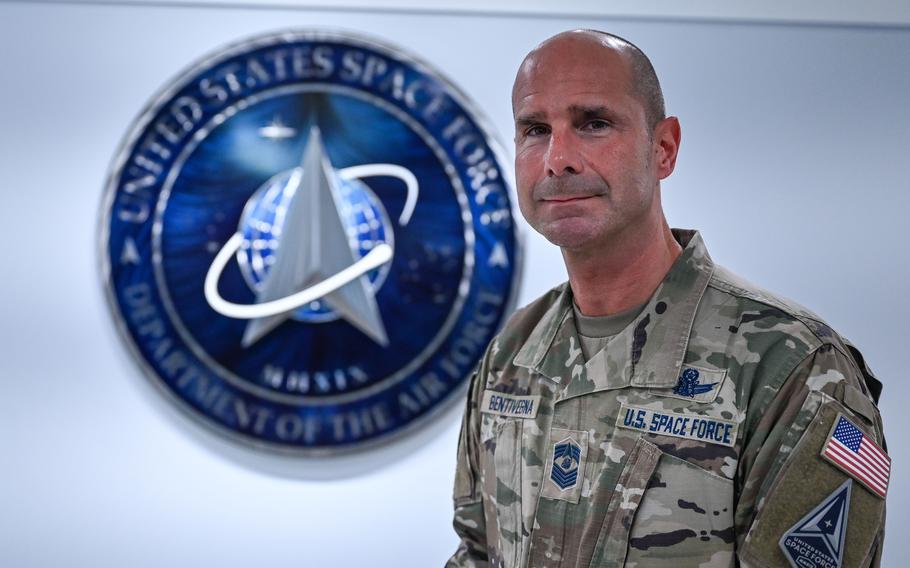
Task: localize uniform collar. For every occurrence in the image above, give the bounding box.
[513,229,715,393]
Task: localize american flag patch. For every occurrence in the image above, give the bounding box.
[821,414,890,499]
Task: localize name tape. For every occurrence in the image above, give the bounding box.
[616,403,738,447]
[481,391,540,418]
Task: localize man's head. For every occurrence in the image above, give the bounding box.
[512,30,681,253]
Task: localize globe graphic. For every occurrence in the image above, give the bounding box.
[236,166,394,323]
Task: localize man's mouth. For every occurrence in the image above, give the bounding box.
[542,195,595,203]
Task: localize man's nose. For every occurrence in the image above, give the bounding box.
[544,131,583,177]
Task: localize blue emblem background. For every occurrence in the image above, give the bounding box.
[100,31,520,453]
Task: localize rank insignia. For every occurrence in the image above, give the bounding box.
[780,479,852,568]
[550,438,582,491]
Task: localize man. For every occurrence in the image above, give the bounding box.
[447,30,887,567]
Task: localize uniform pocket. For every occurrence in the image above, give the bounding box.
[589,437,663,566]
[625,452,735,567]
[479,416,523,567]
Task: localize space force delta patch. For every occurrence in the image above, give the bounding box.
[481,391,540,418]
[616,404,738,447]
[780,479,852,568]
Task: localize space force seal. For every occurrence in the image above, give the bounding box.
[99,29,520,455]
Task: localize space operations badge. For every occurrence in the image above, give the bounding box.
[99,30,520,454]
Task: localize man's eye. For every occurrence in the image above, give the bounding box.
[525,125,549,137]
[583,120,611,131]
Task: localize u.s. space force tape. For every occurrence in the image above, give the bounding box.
[480,390,541,418]
[616,403,738,447]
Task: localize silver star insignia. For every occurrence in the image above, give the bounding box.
[241,127,390,348]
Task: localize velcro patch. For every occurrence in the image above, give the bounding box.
[541,428,589,503]
[616,403,738,447]
[480,390,540,418]
[739,401,884,568]
[821,413,891,499]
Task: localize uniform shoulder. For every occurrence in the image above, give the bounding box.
[707,264,848,354]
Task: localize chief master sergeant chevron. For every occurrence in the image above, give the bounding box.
[447,30,888,567]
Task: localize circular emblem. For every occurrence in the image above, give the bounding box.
[100,30,520,454]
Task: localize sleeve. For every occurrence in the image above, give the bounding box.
[736,342,888,568]
[445,364,489,568]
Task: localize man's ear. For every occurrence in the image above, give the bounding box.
[653,116,681,180]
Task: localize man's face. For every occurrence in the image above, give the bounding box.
[512,37,661,252]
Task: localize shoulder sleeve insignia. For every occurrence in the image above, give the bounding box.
[780,479,852,568]
[821,414,890,498]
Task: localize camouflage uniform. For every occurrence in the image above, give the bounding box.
[447,229,887,567]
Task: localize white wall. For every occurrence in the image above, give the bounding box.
[43,0,910,27]
[1,2,907,566]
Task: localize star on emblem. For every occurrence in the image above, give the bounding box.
[240,127,390,347]
[258,116,297,140]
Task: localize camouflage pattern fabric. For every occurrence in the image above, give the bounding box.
[447,229,886,567]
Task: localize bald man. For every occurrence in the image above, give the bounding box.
[447,30,887,567]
